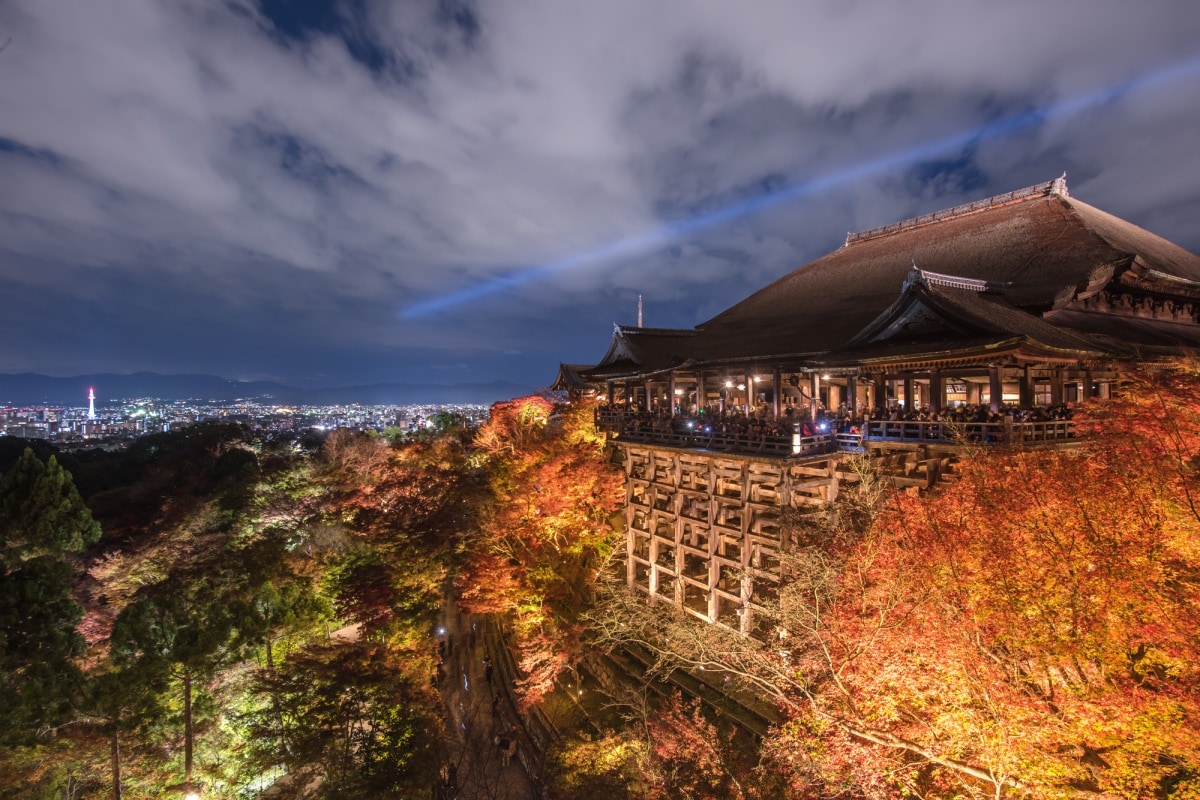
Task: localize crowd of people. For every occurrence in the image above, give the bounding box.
[599,400,1076,443]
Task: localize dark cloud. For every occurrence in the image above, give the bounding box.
[2,0,1199,389]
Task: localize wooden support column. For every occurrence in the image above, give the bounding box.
[826,382,840,413]
[1050,368,1064,406]
[668,373,678,416]
[988,365,1002,413]
[706,459,720,622]
[740,461,752,635]
[772,367,782,419]
[607,382,615,406]
[643,379,653,413]
[930,371,943,413]
[903,377,914,409]
[809,373,821,422]
[696,372,706,413]
[874,374,886,411]
[847,376,858,414]
[1085,368,1096,398]
[1019,364,1034,407]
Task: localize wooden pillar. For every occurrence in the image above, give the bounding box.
[772,367,782,419]
[697,372,706,413]
[874,374,886,411]
[668,372,678,416]
[1019,364,1034,407]
[903,377,914,409]
[847,376,858,415]
[930,370,943,413]
[1050,368,1064,405]
[810,373,821,422]
[643,379,653,413]
[607,382,615,406]
[1084,368,1096,398]
[827,382,841,413]
[988,365,1002,413]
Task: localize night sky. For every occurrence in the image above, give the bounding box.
[2,1,1200,390]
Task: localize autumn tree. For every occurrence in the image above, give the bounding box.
[594,363,1200,799]
[458,397,624,706]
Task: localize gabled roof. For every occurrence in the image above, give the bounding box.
[551,363,601,392]
[687,179,1200,365]
[586,324,698,378]
[827,268,1106,366]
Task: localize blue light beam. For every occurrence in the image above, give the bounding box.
[401,54,1200,319]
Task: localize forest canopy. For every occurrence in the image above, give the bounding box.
[1,365,1199,799]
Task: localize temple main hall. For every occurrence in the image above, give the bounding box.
[559,177,1200,631]
[562,176,1200,423]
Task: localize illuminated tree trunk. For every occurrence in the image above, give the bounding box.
[183,668,194,786]
[110,728,121,800]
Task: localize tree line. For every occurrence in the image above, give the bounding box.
[3,363,1199,799]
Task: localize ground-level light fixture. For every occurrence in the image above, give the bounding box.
[167,781,202,800]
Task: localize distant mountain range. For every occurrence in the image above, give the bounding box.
[0,372,539,407]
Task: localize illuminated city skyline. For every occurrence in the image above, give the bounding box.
[2,1,1199,389]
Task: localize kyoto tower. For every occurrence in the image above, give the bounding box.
[88,387,96,420]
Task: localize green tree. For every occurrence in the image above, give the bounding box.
[241,641,439,797]
[110,577,241,790]
[0,448,101,740]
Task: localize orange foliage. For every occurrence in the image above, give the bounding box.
[322,433,468,543]
[646,693,748,800]
[458,397,624,706]
[771,364,1200,798]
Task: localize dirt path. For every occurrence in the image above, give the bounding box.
[434,596,537,800]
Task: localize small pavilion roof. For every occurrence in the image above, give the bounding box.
[825,268,1108,367]
[584,324,698,378]
[551,363,602,392]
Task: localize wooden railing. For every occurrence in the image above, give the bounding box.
[864,419,1075,444]
[597,408,1076,456]
[612,423,834,458]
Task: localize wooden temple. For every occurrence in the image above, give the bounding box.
[560,177,1200,632]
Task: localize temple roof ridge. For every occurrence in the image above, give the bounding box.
[613,323,697,336]
[903,265,1000,293]
[844,174,1069,247]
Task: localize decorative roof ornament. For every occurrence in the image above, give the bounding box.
[902,264,992,293]
[845,175,1071,246]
